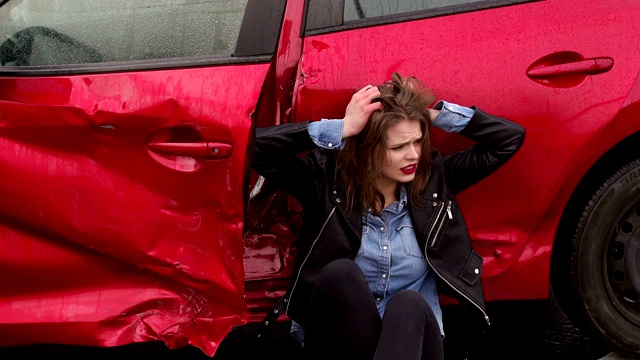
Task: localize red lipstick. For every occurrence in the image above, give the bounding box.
[401,164,417,174]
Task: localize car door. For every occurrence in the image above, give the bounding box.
[294,0,640,298]
[0,0,285,356]
[292,0,640,355]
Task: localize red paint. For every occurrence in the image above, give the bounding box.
[1,0,640,356]
[0,65,269,355]
[291,0,640,303]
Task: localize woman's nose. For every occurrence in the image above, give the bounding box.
[407,146,420,159]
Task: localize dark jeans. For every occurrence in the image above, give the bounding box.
[303,259,444,360]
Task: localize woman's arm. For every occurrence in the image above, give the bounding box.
[441,107,525,194]
[252,121,319,203]
[252,84,383,201]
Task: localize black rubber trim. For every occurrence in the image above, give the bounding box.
[234,0,286,57]
[0,54,273,77]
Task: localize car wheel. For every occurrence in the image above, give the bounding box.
[568,158,640,356]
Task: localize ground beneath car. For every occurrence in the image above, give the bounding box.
[0,288,618,360]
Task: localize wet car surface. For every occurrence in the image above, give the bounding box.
[1,0,640,358]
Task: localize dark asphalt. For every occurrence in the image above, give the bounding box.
[0,288,630,360]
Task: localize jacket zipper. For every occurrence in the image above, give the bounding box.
[428,257,490,325]
[428,200,452,247]
[285,206,336,314]
[285,202,490,325]
[424,200,490,325]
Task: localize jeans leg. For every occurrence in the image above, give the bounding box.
[303,258,381,360]
[374,290,444,360]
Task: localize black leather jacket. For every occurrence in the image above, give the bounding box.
[252,107,525,327]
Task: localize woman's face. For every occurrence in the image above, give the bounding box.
[376,118,423,191]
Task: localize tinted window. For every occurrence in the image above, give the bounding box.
[305,0,528,32]
[0,0,249,66]
[344,0,480,21]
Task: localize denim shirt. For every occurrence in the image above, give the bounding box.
[356,185,444,335]
[291,100,474,344]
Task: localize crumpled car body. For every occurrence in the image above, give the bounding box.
[1,0,639,357]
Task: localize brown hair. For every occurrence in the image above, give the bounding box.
[336,73,436,214]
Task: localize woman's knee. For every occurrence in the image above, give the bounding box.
[388,289,425,305]
[386,290,435,318]
[317,258,363,286]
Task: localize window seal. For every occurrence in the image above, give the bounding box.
[0,55,273,77]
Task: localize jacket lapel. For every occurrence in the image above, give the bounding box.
[332,187,363,241]
[409,200,431,251]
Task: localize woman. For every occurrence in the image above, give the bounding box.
[252,73,525,360]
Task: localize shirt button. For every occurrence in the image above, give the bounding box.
[336,197,342,203]
[383,246,388,250]
[432,201,438,207]
[380,227,385,231]
[382,274,387,278]
[327,142,333,148]
[474,268,480,274]
[376,297,381,301]
[433,193,438,198]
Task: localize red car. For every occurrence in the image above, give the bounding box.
[0,0,639,357]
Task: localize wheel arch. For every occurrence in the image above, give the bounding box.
[549,44,640,293]
[550,128,640,312]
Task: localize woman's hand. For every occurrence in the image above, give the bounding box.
[342,85,383,138]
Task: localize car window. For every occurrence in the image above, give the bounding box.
[305,0,530,32]
[344,0,480,21]
[0,0,249,67]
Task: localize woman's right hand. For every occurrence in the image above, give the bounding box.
[342,85,383,138]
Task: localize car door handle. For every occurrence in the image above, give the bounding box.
[147,141,232,158]
[527,57,613,77]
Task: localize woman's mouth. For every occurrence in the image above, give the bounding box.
[401,164,417,174]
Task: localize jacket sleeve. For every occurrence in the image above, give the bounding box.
[252,121,322,204]
[443,108,525,195]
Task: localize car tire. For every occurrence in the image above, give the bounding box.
[567,158,640,356]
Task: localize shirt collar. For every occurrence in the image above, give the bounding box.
[364,185,409,214]
[398,184,408,211]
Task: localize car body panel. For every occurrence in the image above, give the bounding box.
[0,65,269,355]
[1,0,640,356]
[292,0,640,300]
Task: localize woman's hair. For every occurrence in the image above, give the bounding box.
[336,72,436,214]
